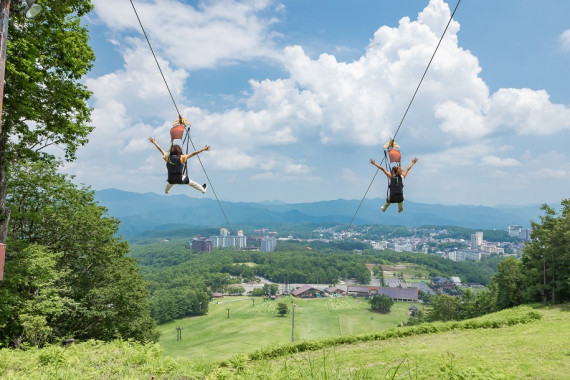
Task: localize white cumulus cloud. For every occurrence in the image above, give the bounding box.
[560,30,570,51]
[92,0,280,70]
[481,156,520,167]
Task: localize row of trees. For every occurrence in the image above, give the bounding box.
[362,249,501,285]
[502,201,569,306]
[254,251,371,285]
[406,289,495,325]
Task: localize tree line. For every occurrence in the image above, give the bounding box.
[361,249,501,285]
[406,200,570,324]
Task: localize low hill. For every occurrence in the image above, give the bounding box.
[1,304,567,379]
[94,188,548,236]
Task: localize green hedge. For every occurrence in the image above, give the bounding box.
[248,305,542,360]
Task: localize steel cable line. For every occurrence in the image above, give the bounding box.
[129,0,234,234]
[347,0,462,231]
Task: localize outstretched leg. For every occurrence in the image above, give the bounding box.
[381,202,390,212]
[187,177,207,194]
[398,202,404,213]
[165,183,174,194]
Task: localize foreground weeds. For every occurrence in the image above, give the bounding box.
[0,339,203,379]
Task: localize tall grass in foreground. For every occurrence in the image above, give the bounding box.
[0,305,552,379]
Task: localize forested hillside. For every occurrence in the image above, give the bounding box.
[129,237,502,324]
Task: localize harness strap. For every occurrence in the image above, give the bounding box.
[383,150,391,201]
[181,125,191,177]
[167,123,191,177]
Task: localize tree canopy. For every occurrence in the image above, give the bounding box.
[0,161,158,347]
[521,200,570,305]
[1,0,95,242]
[369,295,394,314]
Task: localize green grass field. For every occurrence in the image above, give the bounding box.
[158,296,411,361]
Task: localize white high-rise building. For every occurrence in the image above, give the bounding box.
[260,236,277,252]
[208,229,247,249]
[507,225,522,237]
[470,232,483,250]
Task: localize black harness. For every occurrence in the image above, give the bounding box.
[166,154,189,184]
[388,175,404,203]
[166,122,192,184]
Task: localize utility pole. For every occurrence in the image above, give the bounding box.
[291,303,295,342]
[543,252,547,306]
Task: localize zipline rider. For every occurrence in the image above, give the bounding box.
[149,137,210,194]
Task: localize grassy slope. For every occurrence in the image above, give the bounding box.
[159,296,410,362]
[0,304,567,379]
[234,305,570,379]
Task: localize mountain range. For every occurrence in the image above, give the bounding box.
[93,188,550,237]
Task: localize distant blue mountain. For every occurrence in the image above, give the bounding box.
[94,188,549,237]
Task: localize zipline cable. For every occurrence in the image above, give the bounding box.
[189,138,234,235]
[347,0,462,231]
[129,0,234,234]
[129,0,180,117]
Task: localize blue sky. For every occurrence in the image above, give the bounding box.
[65,0,570,206]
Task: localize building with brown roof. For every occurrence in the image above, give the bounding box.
[291,285,325,298]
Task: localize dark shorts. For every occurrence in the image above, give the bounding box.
[388,193,404,203]
[167,175,189,185]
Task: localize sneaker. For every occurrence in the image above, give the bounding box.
[381,205,387,212]
[203,183,207,191]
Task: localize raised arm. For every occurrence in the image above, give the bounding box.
[149,137,167,157]
[370,159,391,179]
[402,157,418,178]
[184,145,211,160]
